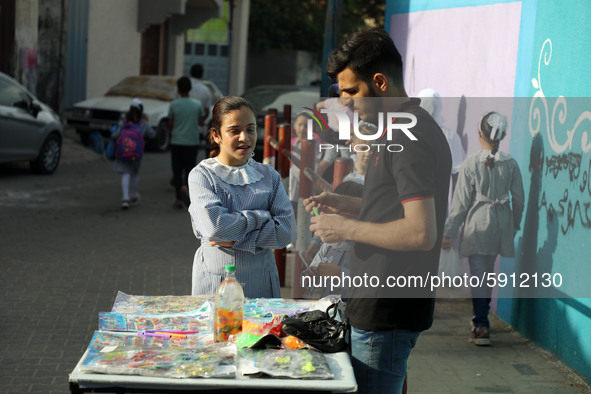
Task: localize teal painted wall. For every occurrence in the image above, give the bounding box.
[386,0,591,384]
[498,0,591,384]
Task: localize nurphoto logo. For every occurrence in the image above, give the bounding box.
[302,107,418,153]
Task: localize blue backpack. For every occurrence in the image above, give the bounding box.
[115,122,144,162]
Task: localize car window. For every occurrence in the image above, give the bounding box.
[0,78,29,108]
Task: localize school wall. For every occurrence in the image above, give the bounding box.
[385,0,591,384]
[86,0,142,98]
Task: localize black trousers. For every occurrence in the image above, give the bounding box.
[170,144,198,200]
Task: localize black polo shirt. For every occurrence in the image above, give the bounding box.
[345,98,452,332]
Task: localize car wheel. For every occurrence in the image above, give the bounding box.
[30,133,61,174]
[150,120,170,152]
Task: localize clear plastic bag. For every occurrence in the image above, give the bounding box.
[111,291,212,314]
[98,307,211,332]
[237,348,334,379]
[259,349,334,379]
[438,247,462,280]
[84,330,214,355]
[79,343,236,379]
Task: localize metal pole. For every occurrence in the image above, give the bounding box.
[320,0,343,97]
[304,168,332,193]
[228,0,250,95]
[274,123,291,286]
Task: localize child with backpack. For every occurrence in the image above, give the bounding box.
[111,98,155,210]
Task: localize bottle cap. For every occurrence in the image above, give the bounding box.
[225,264,236,272]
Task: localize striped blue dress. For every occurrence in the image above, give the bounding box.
[188,158,293,298]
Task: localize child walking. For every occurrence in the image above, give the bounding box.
[442,112,524,345]
[111,99,154,210]
[187,96,292,298]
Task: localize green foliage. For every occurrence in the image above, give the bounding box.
[248,0,385,54]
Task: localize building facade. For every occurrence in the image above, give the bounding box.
[1,0,223,112]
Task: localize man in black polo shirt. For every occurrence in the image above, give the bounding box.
[306,28,451,393]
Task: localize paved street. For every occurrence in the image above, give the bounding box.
[0,135,589,393]
[0,136,198,393]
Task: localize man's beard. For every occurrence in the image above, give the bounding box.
[367,83,380,98]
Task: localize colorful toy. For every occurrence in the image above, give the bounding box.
[214,307,242,342]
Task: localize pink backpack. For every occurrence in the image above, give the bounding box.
[115,122,144,161]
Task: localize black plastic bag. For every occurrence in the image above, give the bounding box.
[281,303,348,353]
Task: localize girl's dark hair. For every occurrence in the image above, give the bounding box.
[208,96,256,158]
[125,106,142,124]
[480,111,508,169]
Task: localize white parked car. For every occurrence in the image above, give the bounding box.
[66,76,223,151]
[0,72,63,174]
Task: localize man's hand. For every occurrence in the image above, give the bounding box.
[304,192,361,218]
[210,240,235,247]
[304,192,339,214]
[309,214,350,244]
[441,237,452,250]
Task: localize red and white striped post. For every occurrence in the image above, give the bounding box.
[283,104,292,124]
[263,114,277,167]
[277,123,291,181]
[332,156,354,191]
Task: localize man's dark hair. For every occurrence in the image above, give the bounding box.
[326,28,403,86]
[190,64,204,79]
[177,76,192,94]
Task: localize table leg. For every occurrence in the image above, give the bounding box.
[69,382,83,394]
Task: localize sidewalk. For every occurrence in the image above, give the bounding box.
[281,253,590,393]
[408,298,589,393]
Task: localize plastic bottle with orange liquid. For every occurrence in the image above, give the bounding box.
[214,264,244,342]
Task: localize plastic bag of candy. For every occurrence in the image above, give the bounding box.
[79,342,236,379]
[259,349,334,379]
